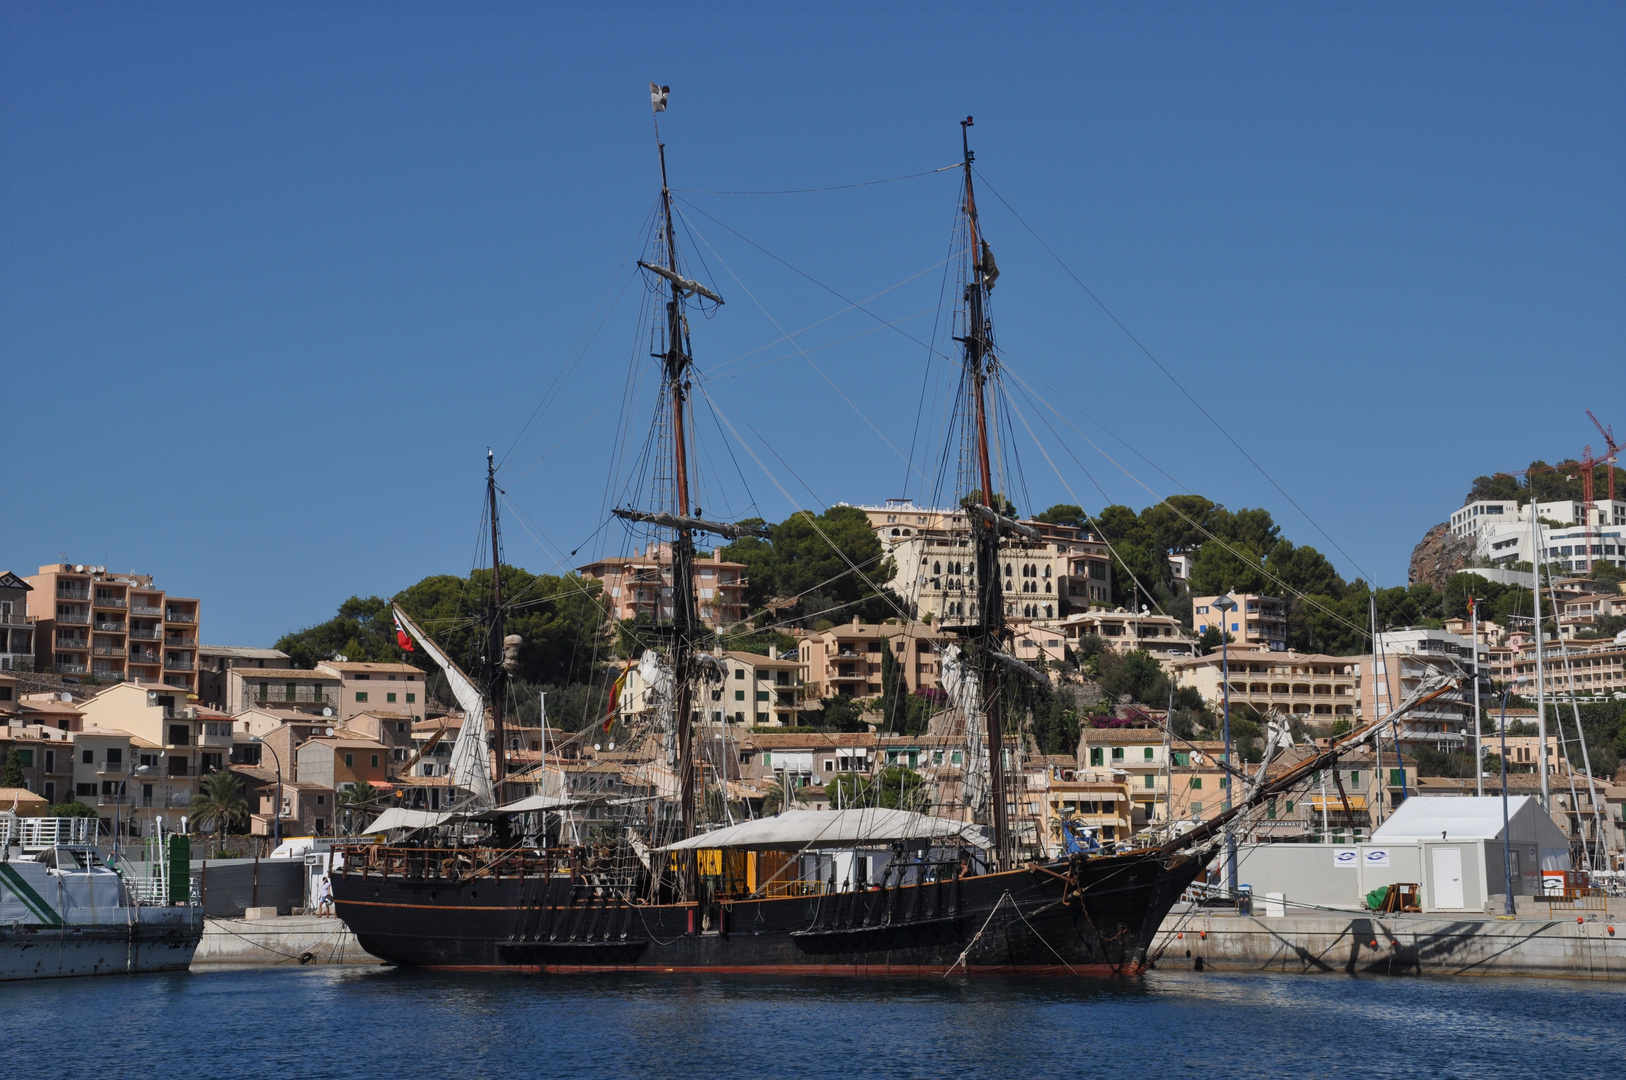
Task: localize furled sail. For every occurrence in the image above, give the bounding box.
[940,644,988,815]
[391,605,494,805]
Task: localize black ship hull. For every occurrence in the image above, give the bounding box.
[333,848,1208,976]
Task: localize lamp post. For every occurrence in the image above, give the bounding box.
[1497,678,1520,916]
[1213,593,1238,897]
[252,736,283,848]
[111,763,150,863]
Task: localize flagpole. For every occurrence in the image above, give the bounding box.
[1471,597,1483,797]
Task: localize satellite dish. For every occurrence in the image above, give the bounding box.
[325,727,335,736]
[593,743,601,752]
[607,741,615,750]
[322,707,333,717]
[75,565,85,572]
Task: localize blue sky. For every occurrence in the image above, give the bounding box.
[3,3,1622,646]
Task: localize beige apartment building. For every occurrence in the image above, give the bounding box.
[578,543,748,629]
[0,571,37,672]
[223,667,341,716]
[315,661,426,722]
[847,501,1112,624]
[1163,647,1361,722]
[25,563,200,692]
[75,683,234,820]
[705,651,804,727]
[1191,594,1288,651]
[1058,608,1197,659]
[197,645,290,709]
[795,619,947,700]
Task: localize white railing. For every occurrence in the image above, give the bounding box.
[3,816,100,851]
[131,605,164,617]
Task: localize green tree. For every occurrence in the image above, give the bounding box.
[718,506,896,626]
[1,752,25,789]
[827,765,925,811]
[47,801,97,818]
[190,769,250,854]
[1033,503,1087,530]
[819,694,868,733]
[337,782,388,835]
[761,777,804,815]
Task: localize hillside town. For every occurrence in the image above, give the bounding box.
[5,488,1625,874]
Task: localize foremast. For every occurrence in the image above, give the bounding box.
[485,449,510,803]
[956,117,1013,871]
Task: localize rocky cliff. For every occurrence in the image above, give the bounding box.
[1408,522,1475,590]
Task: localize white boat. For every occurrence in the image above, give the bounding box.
[0,815,204,981]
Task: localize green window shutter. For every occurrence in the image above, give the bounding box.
[1389,769,1404,784]
[1143,774,1155,788]
[1143,747,1154,760]
[1090,748,1103,767]
[1190,777,1202,790]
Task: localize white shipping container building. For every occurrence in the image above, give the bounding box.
[1233,797,1571,915]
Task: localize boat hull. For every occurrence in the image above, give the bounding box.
[0,909,205,982]
[333,848,1207,976]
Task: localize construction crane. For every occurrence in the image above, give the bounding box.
[1586,409,1620,502]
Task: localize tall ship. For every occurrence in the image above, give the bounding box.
[332,93,1438,975]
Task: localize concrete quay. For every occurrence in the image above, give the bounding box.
[191,915,379,968]
[1151,903,1626,979]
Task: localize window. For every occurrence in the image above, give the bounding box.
[1349,771,1360,784]
[756,691,769,701]
[1173,752,1190,766]
[107,748,122,765]
[1190,777,1203,789]
[735,669,745,680]
[406,693,416,704]
[82,749,94,764]
[317,795,325,805]
[397,722,406,733]
[77,782,96,797]
[1389,769,1405,785]
[1090,748,1103,767]
[1111,747,1124,761]
[356,692,369,703]
[371,754,379,767]
[1144,774,1155,788]
[1143,747,1154,760]
[735,690,745,701]
[345,754,354,767]
[761,753,772,767]
[386,692,396,703]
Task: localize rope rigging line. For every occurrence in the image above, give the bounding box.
[671,163,959,196]
[971,167,1372,585]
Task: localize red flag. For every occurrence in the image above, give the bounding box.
[1466,596,1476,617]
[393,612,415,653]
[604,662,633,732]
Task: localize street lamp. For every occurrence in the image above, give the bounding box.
[251,736,283,847]
[111,763,150,863]
[1212,593,1238,897]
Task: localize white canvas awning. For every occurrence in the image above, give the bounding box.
[361,807,461,834]
[656,808,991,852]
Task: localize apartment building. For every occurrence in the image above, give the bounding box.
[77,683,234,806]
[1058,608,1197,659]
[197,646,290,709]
[1451,498,1626,542]
[1191,594,1288,651]
[847,501,1112,623]
[795,619,947,700]
[68,727,155,838]
[1075,726,1189,828]
[577,543,747,629]
[1163,647,1361,722]
[24,563,200,692]
[1041,770,1133,847]
[223,667,341,716]
[0,725,72,801]
[315,661,426,722]
[1505,642,1626,699]
[703,651,803,726]
[0,571,36,672]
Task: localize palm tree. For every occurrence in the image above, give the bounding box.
[761,777,803,816]
[337,782,388,835]
[190,769,250,855]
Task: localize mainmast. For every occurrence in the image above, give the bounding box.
[486,449,508,802]
[958,117,1012,871]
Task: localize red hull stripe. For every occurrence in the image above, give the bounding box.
[417,963,1142,976]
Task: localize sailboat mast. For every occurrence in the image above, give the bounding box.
[657,140,700,844]
[487,449,508,798]
[960,117,1011,870]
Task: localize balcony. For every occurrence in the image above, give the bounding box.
[56,662,88,674]
[130,652,161,665]
[56,587,89,601]
[93,595,127,609]
[56,638,89,651]
[57,612,91,625]
[0,612,33,628]
[94,621,126,633]
[94,645,126,658]
[164,612,196,624]
[129,628,162,640]
[165,658,195,671]
[131,604,164,617]
[91,668,124,681]
[165,636,197,647]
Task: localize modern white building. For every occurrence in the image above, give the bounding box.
[1473,520,1626,575]
[1450,498,1626,542]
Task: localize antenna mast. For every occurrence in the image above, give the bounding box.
[487,449,508,801]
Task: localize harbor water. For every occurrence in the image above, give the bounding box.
[5,967,1625,1078]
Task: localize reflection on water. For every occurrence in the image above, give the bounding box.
[7,966,1624,1080]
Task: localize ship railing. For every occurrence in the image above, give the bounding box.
[759,878,828,898]
[343,845,582,881]
[6,815,99,851]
